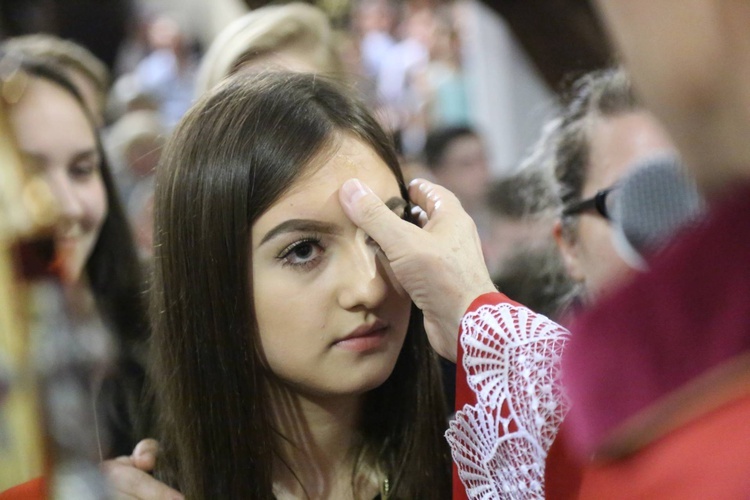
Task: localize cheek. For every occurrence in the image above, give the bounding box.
[251,272,321,361]
[579,222,631,292]
[252,281,281,350]
[82,177,109,230]
[579,218,613,254]
[254,300,285,342]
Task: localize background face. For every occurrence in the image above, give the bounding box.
[433,134,490,211]
[9,77,108,282]
[251,136,412,400]
[559,111,676,299]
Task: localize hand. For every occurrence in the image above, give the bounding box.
[339,178,496,361]
[102,438,183,500]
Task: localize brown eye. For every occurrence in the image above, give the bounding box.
[278,237,325,270]
[292,242,314,260]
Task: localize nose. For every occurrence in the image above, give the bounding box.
[336,232,389,311]
[47,171,84,229]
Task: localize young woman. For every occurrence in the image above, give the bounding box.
[150,71,451,498]
[3,55,149,459]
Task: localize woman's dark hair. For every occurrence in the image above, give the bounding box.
[151,71,450,498]
[10,55,150,455]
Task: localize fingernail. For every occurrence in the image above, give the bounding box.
[341,178,370,204]
[408,178,424,188]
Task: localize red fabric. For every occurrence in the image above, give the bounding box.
[576,393,750,499]
[562,182,750,458]
[452,292,520,500]
[0,477,46,500]
[544,426,582,500]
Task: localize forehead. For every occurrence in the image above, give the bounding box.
[585,111,675,192]
[255,135,401,224]
[10,77,95,147]
[286,135,399,198]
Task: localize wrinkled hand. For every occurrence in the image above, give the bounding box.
[102,438,183,500]
[339,178,496,361]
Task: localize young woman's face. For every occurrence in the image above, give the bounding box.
[9,77,108,282]
[251,136,412,398]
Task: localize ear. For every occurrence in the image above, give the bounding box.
[553,219,585,283]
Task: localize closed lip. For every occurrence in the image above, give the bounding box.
[334,319,388,345]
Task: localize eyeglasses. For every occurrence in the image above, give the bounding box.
[561,186,617,221]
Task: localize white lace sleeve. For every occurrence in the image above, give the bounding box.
[445,302,570,499]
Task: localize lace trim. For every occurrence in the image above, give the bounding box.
[446,303,570,499]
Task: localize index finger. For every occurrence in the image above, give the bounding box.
[407,179,463,219]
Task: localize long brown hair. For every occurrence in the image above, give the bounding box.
[151,71,450,498]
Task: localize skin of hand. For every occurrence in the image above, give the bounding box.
[339,178,496,362]
[101,438,184,500]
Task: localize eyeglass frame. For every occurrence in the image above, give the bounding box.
[561,186,616,220]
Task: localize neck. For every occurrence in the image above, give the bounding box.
[267,381,380,499]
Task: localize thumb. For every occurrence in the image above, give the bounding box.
[131,438,160,471]
[339,178,417,257]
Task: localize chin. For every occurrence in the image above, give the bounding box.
[346,358,400,395]
[308,362,398,399]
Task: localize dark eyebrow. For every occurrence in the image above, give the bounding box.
[259,197,407,246]
[260,220,340,246]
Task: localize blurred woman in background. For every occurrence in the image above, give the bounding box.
[0,52,149,470]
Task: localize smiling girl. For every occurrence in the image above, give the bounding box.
[0,53,150,498]
[3,56,148,455]
[150,71,450,498]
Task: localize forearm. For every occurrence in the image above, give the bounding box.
[447,292,570,499]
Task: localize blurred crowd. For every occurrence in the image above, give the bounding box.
[3,0,558,286]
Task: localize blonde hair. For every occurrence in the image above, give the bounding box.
[195,3,344,95]
[1,34,109,110]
